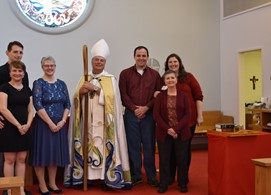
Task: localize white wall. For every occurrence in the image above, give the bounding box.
[0,0,220,110]
[220,3,271,123]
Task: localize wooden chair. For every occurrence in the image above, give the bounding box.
[0,176,24,195]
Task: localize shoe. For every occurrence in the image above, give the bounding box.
[38,188,51,195]
[157,186,167,193]
[147,179,159,187]
[180,185,188,193]
[24,189,32,195]
[132,178,143,186]
[48,186,63,194]
[121,183,133,190]
[2,190,8,195]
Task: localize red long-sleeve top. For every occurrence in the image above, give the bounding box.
[177,72,203,127]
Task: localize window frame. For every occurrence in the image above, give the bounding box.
[8,0,95,34]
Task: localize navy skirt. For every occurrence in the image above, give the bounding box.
[28,115,70,167]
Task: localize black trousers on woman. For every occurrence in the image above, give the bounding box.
[169,124,196,184]
[157,136,189,188]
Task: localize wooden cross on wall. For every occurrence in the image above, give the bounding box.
[249,76,258,90]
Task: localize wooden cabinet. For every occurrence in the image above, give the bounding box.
[245,108,271,131]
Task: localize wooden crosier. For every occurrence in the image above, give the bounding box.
[82,45,89,191]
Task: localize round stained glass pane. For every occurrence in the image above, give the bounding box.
[9,0,95,34]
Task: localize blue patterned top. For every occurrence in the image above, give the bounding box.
[32,78,71,118]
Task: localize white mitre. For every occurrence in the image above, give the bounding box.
[91,39,110,59]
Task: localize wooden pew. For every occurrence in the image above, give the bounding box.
[195,110,234,133]
[192,110,234,149]
[0,176,24,195]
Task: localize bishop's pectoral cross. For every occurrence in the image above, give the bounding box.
[249,76,258,90]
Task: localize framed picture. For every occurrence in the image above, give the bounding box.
[9,0,95,34]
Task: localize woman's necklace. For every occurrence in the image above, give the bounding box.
[16,87,23,91]
[9,81,23,91]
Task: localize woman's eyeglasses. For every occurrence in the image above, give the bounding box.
[43,64,56,68]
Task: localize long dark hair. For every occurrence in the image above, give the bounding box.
[164,53,187,81]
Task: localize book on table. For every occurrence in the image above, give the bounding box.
[215,123,235,132]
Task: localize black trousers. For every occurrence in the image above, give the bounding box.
[169,124,196,183]
[157,136,189,187]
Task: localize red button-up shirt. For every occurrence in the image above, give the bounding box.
[119,65,162,111]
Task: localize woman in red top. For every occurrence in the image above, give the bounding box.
[164,53,204,186]
[154,70,191,193]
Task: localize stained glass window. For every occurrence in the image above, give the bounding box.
[9,0,95,34]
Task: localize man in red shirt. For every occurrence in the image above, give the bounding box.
[119,46,161,187]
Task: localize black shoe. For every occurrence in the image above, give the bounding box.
[24,189,32,195]
[180,185,188,193]
[48,186,63,194]
[157,186,167,193]
[121,183,133,190]
[147,179,159,187]
[38,188,51,195]
[132,178,143,186]
[2,190,8,195]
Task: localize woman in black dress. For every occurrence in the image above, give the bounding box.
[0,61,33,195]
